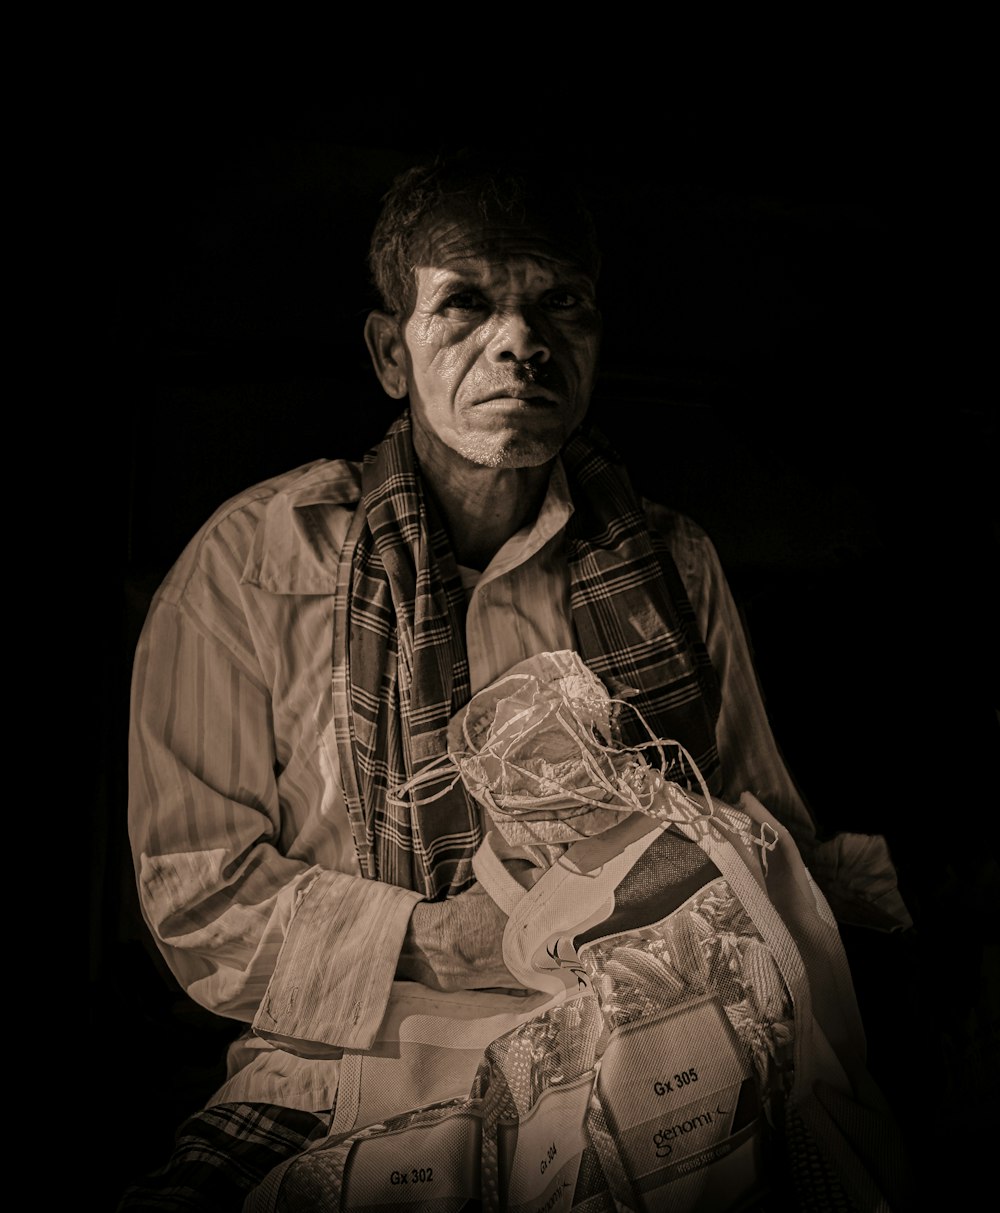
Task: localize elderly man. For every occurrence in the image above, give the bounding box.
[120,153,869,1211]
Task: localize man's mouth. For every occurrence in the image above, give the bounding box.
[476,387,560,405]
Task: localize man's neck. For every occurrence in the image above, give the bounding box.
[416,455,553,571]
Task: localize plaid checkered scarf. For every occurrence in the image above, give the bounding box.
[334,411,721,900]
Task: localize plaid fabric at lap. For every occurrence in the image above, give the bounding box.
[116,1103,328,1212]
[334,412,723,901]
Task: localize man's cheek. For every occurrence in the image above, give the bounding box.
[431,345,474,382]
[562,336,601,377]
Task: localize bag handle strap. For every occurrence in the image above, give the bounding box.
[665,790,846,1097]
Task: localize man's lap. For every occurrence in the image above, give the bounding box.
[116,1102,330,1212]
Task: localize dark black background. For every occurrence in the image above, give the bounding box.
[90,88,997,1207]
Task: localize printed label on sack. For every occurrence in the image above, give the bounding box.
[633,1112,761,1212]
[597,994,757,1191]
[340,1110,481,1209]
[498,1073,593,1213]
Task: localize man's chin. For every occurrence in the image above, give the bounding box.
[457,433,562,470]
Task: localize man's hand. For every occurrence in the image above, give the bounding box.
[397,880,529,992]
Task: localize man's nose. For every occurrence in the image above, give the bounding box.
[487,309,550,364]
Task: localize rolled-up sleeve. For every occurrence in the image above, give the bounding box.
[253,870,420,1053]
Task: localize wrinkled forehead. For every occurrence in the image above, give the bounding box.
[414,201,599,282]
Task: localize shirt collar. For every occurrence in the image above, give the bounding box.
[465,457,574,589]
[242,455,575,596]
[241,460,360,595]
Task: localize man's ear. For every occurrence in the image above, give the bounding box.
[364,311,408,400]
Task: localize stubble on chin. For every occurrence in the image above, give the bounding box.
[456,432,557,470]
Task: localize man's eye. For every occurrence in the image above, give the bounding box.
[442,291,486,312]
[543,290,582,311]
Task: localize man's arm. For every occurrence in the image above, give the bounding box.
[646,503,911,930]
[643,502,819,846]
[128,504,427,1057]
[131,483,539,1063]
[397,882,519,991]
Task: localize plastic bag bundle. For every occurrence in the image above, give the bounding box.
[392,650,713,850]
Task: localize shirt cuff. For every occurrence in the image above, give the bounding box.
[253,870,423,1054]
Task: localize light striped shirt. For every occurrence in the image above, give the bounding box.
[128,455,817,1112]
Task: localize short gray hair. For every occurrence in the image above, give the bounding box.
[368,152,601,317]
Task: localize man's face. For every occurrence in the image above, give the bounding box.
[396,215,602,470]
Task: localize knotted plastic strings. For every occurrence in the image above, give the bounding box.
[387,650,779,872]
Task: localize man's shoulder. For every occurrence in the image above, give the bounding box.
[640,494,728,604]
[640,497,713,548]
[204,459,363,529]
[639,497,721,588]
[162,458,364,602]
